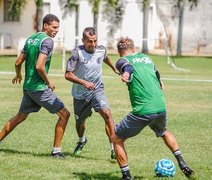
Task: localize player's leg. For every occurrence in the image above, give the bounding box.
[0,90,39,142]
[28,89,70,157]
[52,107,70,157]
[0,112,28,141]
[73,98,92,156]
[92,89,116,159]
[162,130,194,178]
[98,108,116,159]
[149,112,194,178]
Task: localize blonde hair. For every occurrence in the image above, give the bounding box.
[117,37,134,52]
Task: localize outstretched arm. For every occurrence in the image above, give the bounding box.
[12,52,25,84]
[104,56,119,74]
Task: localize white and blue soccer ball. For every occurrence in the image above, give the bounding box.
[155,159,176,177]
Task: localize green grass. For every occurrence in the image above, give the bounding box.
[0,53,212,179]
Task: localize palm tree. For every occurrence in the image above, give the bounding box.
[137,0,150,53]
[175,0,199,56]
[59,0,79,47]
[35,0,43,32]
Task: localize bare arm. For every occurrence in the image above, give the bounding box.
[12,52,25,84]
[104,56,119,74]
[36,53,55,91]
[65,71,96,90]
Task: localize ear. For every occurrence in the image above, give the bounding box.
[43,23,48,30]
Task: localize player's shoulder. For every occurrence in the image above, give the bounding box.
[96,45,106,51]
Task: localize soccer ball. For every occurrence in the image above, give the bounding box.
[155,159,176,177]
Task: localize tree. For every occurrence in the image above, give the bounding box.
[59,0,79,47]
[35,0,43,32]
[88,0,101,30]
[102,0,125,49]
[137,0,150,53]
[174,0,199,56]
[6,0,26,21]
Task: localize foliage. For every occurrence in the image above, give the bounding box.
[59,0,78,19]
[6,0,26,21]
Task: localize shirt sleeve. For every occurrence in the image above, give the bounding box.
[40,38,54,55]
[116,58,133,74]
[66,49,79,72]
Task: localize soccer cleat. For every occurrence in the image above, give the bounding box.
[111,149,116,159]
[181,166,195,178]
[121,175,132,180]
[73,138,87,156]
[51,152,65,158]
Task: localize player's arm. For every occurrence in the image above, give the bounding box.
[116,59,134,83]
[12,52,26,84]
[36,38,55,91]
[65,50,95,90]
[103,56,119,74]
[155,66,164,90]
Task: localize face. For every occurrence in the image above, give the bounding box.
[82,33,97,53]
[44,20,59,38]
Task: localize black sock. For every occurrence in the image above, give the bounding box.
[121,165,131,178]
[173,149,187,169]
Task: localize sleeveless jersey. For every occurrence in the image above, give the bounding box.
[123,53,166,115]
[67,45,106,99]
[23,32,52,91]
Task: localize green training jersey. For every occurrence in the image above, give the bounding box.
[23,32,52,91]
[124,53,166,115]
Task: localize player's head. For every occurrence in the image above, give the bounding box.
[82,27,97,53]
[42,14,60,38]
[117,37,135,57]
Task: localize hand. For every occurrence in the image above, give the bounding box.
[160,80,165,90]
[82,81,96,90]
[121,72,130,83]
[47,82,56,91]
[114,68,120,75]
[12,75,22,84]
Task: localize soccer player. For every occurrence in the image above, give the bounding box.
[0,14,70,158]
[65,27,118,159]
[111,37,195,179]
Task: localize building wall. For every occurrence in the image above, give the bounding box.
[0,0,211,55]
[0,0,36,49]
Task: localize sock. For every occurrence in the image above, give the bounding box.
[79,136,86,143]
[121,165,131,178]
[110,143,114,151]
[52,147,61,154]
[173,149,187,169]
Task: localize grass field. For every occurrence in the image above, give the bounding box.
[0,53,212,180]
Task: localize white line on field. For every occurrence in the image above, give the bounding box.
[0,71,212,83]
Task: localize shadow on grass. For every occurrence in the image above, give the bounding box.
[0,149,117,164]
[73,172,144,180]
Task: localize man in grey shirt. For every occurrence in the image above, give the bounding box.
[65,27,119,159]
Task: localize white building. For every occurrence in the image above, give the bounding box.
[0,0,211,55]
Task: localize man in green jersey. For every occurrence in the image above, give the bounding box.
[111,37,194,179]
[0,14,70,158]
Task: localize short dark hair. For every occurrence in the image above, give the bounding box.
[117,37,134,52]
[43,14,60,25]
[83,27,97,39]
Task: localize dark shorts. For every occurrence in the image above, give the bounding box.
[73,88,110,123]
[19,89,64,114]
[115,112,167,139]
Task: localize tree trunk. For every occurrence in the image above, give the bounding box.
[176,0,185,56]
[75,4,79,47]
[93,12,98,31]
[142,4,149,54]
